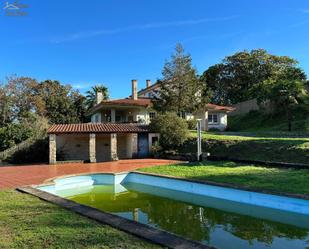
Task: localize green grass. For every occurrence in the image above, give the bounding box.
[190,131,309,141]
[227,108,309,133]
[139,161,309,195]
[187,131,309,164]
[0,190,161,249]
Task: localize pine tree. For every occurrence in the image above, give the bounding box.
[154,43,207,115]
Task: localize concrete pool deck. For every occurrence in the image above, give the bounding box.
[0,159,181,189]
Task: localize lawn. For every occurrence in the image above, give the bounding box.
[138,161,309,195]
[227,108,309,133]
[190,131,309,141]
[187,131,309,164]
[0,190,160,249]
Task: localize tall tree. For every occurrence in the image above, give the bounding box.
[85,85,109,109]
[0,84,13,126]
[154,43,207,115]
[201,49,307,105]
[71,91,89,123]
[254,68,306,131]
[0,76,39,125]
[36,80,87,124]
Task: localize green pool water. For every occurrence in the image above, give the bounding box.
[60,183,309,249]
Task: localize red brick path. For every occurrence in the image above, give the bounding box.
[0,159,180,189]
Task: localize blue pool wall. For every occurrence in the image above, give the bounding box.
[125,173,309,215]
[37,172,309,216]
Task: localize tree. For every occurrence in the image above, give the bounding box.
[254,68,306,131]
[36,80,87,124]
[0,76,39,124]
[150,112,189,150]
[201,49,307,105]
[0,84,13,126]
[85,85,109,109]
[154,44,207,115]
[71,91,89,123]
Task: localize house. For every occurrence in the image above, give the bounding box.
[89,79,233,130]
[47,79,233,164]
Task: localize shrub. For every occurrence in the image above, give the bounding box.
[0,124,33,151]
[9,138,49,164]
[208,127,221,132]
[150,112,189,150]
[0,115,49,151]
[186,119,197,130]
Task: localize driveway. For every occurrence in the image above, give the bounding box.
[0,159,180,189]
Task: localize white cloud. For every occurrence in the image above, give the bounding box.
[49,16,239,43]
[288,19,309,28]
[72,82,94,90]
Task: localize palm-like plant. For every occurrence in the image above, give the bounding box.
[85,85,109,109]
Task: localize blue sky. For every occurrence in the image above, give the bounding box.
[1,0,309,98]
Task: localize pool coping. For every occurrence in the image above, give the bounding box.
[38,170,309,201]
[17,186,214,249]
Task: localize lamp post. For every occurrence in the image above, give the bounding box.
[196,119,202,161]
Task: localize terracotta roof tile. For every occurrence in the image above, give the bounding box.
[206,103,235,112]
[48,123,150,134]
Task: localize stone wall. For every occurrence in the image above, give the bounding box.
[96,134,111,162]
[229,98,274,116]
[53,132,149,163]
[117,134,129,159]
[56,134,89,161]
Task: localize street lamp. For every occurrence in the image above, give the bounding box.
[196,119,202,161]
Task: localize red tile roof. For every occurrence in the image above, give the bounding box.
[48,123,150,134]
[137,82,160,95]
[88,95,233,115]
[207,103,235,112]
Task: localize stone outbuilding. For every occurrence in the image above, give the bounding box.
[48,123,159,164]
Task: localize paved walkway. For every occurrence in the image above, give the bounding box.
[0,159,180,189]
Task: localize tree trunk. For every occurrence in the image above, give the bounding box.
[287,107,292,132]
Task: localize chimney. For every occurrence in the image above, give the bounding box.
[132,79,138,100]
[96,91,103,104]
[146,79,151,88]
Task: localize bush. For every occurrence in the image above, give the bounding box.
[208,127,221,132]
[150,112,189,150]
[0,115,49,151]
[0,124,33,151]
[9,138,49,164]
[186,119,197,130]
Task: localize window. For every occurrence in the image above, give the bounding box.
[149,112,156,120]
[94,114,100,123]
[180,111,186,119]
[208,114,218,124]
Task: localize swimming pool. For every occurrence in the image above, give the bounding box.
[37,172,309,249]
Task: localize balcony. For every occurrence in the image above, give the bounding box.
[92,108,150,125]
